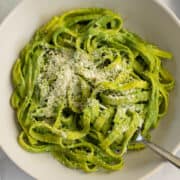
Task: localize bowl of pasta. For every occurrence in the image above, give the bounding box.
[0,0,180,179]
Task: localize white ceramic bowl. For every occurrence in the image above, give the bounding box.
[0,0,180,179]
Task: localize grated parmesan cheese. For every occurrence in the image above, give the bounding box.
[36,49,127,117]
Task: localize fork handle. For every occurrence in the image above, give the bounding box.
[142,139,180,168]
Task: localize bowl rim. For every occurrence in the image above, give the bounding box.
[0,0,180,179]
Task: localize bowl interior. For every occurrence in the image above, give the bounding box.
[0,0,180,179]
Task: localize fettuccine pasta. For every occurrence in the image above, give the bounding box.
[11,8,174,172]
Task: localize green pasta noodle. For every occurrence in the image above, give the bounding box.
[11,8,174,172]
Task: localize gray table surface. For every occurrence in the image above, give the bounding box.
[0,0,180,179]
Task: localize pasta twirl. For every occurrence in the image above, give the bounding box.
[11,8,174,172]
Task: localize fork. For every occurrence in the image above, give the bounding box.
[135,130,180,168]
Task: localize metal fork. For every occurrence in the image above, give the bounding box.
[135,130,180,168]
